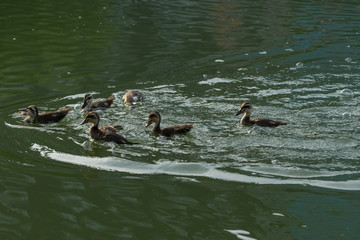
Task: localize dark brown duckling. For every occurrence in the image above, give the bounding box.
[81,94,114,112]
[145,111,193,137]
[234,102,287,127]
[122,90,144,104]
[19,105,71,124]
[80,112,137,145]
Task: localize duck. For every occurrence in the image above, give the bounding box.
[145,111,193,137]
[122,90,144,104]
[234,102,287,127]
[80,112,137,144]
[81,94,114,112]
[19,105,71,124]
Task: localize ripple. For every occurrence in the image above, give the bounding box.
[239,165,357,179]
[296,62,304,68]
[339,88,354,96]
[5,122,65,134]
[198,77,236,85]
[225,229,257,240]
[30,144,360,190]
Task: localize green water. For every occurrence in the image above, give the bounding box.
[1,0,359,239]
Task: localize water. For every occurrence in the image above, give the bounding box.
[1,0,360,239]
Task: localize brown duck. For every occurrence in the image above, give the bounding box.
[235,102,287,127]
[145,111,193,137]
[19,105,71,124]
[81,94,114,111]
[122,90,144,104]
[80,112,136,144]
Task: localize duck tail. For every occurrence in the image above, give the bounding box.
[113,125,123,131]
[62,107,72,114]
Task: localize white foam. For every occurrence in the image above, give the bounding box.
[198,77,235,85]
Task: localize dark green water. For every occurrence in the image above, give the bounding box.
[1,0,359,239]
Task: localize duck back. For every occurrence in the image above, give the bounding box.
[36,107,71,124]
[160,124,193,137]
[253,118,287,127]
[91,95,114,109]
[90,126,137,144]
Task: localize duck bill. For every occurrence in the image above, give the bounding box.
[80,118,89,125]
[19,108,28,116]
[234,109,244,116]
[145,120,153,128]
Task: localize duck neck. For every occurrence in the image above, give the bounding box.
[89,117,100,130]
[88,99,93,110]
[152,121,161,134]
[92,120,99,129]
[25,115,36,123]
[89,122,100,139]
[25,111,38,123]
[241,112,253,125]
[83,99,92,111]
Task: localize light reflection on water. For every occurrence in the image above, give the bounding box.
[29,143,360,191]
[1,0,360,239]
[6,74,359,191]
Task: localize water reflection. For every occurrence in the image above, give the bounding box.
[1,0,360,239]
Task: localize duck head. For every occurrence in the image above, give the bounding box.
[81,93,93,112]
[19,105,38,122]
[145,111,161,127]
[80,111,100,127]
[235,102,253,116]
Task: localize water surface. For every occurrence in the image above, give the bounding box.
[1,0,359,239]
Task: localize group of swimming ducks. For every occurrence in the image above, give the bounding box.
[18,90,287,145]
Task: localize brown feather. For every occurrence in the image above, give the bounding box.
[146,111,193,137]
[160,124,194,137]
[81,94,114,111]
[252,118,287,127]
[235,102,287,128]
[81,112,137,145]
[89,126,137,144]
[99,125,123,133]
[122,90,144,103]
[90,95,115,109]
[20,105,71,124]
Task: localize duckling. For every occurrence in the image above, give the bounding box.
[234,102,287,127]
[122,90,144,104]
[81,94,114,112]
[19,105,71,124]
[80,112,137,145]
[145,111,193,137]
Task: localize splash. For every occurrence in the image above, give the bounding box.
[30,143,360,191]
